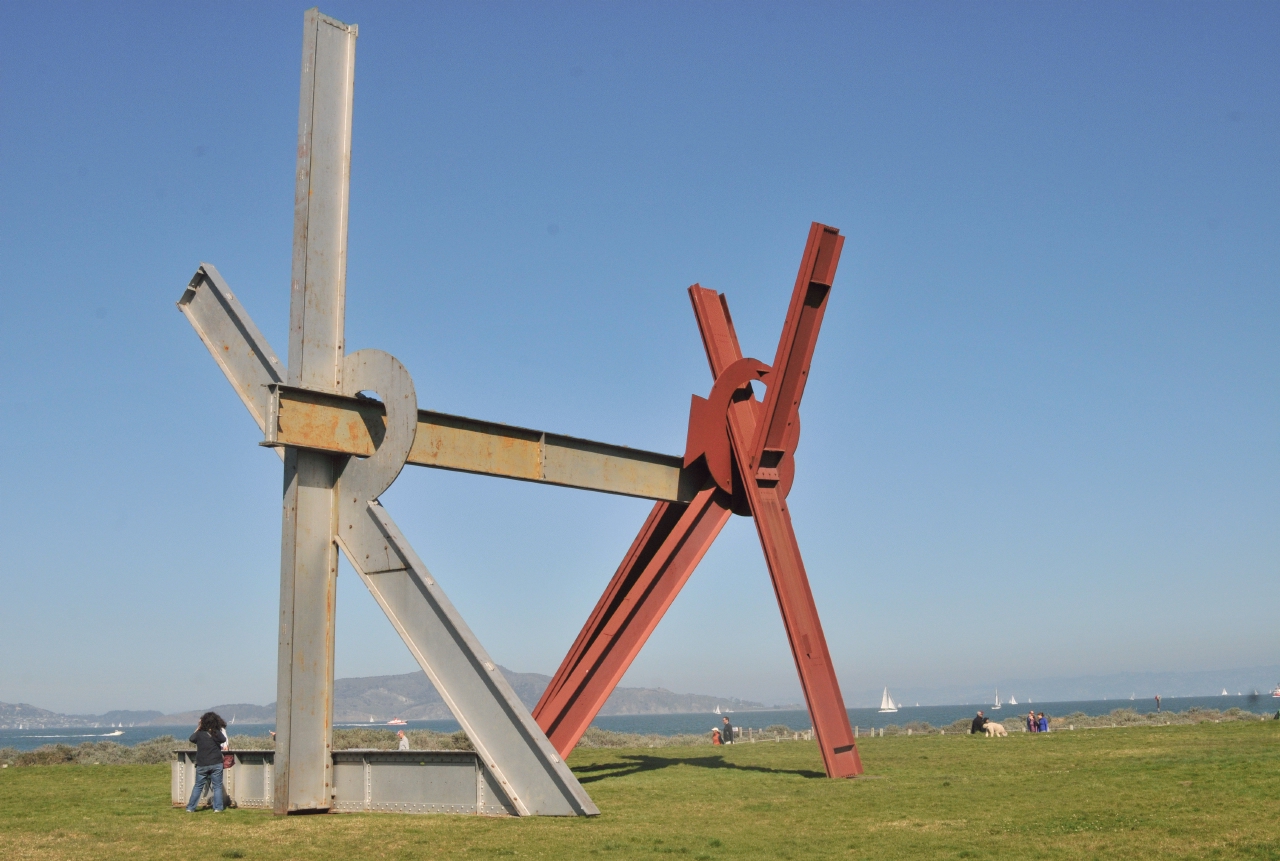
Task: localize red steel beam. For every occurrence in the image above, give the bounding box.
[533,277,767,756]
[722,223,860,778]
[532,486,732,755]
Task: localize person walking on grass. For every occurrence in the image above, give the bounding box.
[721,716,734,745]
[185,711,228,813]
[397,730,410,751]
[971,711,987,735]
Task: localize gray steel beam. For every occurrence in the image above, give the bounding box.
[275,7,357,814]
[340,502,598,815]
[263,385,698,502]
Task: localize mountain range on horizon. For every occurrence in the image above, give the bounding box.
[0,666,773,729]
[5,663,1278,729]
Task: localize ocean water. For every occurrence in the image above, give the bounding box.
[1,694,1272,753]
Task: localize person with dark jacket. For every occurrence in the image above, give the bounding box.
[721,716,734,745]
[970,711,987,735]
[185,711,228,812]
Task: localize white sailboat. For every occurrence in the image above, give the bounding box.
[992,689,1002,710]
[1221,689,1229,696]
[1009,695,1018,706]
[714,705,722,715]
[879,688,898,713]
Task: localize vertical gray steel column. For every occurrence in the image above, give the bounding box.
[275,8,357,815]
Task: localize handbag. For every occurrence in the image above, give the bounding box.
[223,751,235,769]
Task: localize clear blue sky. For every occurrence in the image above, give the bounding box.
[1,2,1275,715]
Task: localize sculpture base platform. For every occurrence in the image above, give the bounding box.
[172,749,517,816]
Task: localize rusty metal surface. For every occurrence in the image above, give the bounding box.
[533,485,733,756]
[536,225,861,778]
[264,385,694,502]
[707,224,861,779]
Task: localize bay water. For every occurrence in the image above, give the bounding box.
[1,694,1272,753]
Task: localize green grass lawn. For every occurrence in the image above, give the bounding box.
[2,722,1279,860]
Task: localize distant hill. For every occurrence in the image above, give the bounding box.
[1,668,768,728]
[150,703,277,726]
[327,667,766,721]
[0,703,163,729]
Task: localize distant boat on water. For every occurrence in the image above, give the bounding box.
[879,688,898,713]
[992,689,1002,711]
[387,718,407,726]
[1009,695,1018,706]
[105,730,124,737]
[1221,689,1229,696]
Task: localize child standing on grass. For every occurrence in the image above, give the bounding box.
[185,711,228,813]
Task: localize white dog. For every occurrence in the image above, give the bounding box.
[984,721,1008,737]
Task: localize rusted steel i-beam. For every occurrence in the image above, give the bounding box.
[714,224,861,779]
[536,224,861,778]
[531,287,753,754]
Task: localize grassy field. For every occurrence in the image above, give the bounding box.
[2,721,1279,860]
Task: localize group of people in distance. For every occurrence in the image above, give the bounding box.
[712,715,734,745]
[969,709,1050,735]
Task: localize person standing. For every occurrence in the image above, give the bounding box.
[1155,695,1161,712]
[1037,712,1048,733]
[970,711,987,735]
[1027,711,1037,733]
[721,716,734,745]
[397,730,410,751]
[185,711,228,813]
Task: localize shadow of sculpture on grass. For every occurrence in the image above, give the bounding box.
[573,754,826,784]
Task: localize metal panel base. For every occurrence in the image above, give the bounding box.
[173,750,516,816]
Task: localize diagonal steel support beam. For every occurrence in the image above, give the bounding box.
[717,224,860,779]
[535,224,861,778]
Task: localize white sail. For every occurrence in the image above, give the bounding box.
[992,689,1001,710]
[1221,689,1229,696]
[879,687,898,713]
[714,705,721,715]
[1009,695,1018,706]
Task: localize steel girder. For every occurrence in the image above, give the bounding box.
[533,224,862,779]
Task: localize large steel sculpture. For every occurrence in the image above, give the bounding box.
[181,8,860,818]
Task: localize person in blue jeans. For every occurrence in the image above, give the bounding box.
[1037,712,1048,733]
[186,711,228,812]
